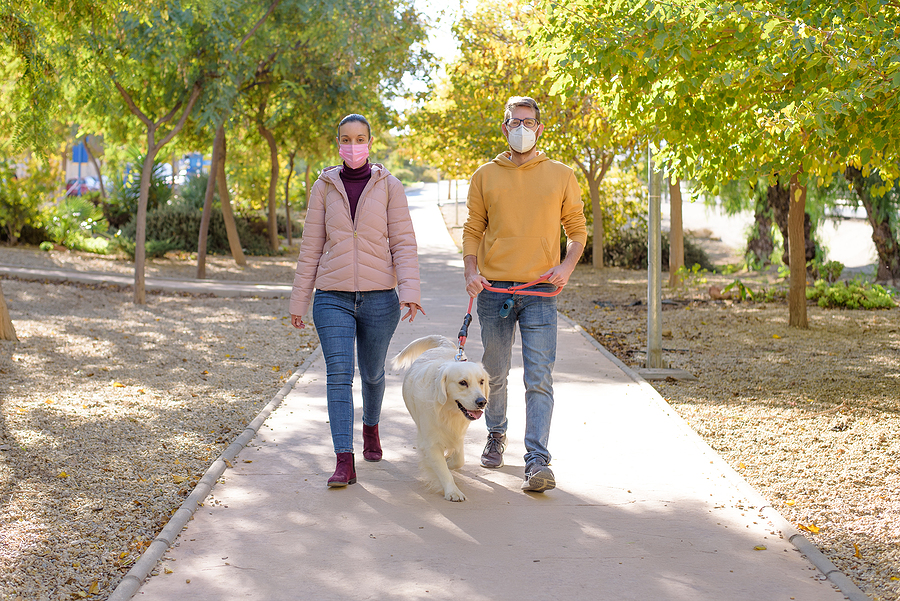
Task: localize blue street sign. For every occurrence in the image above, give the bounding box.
[72,143,88,163]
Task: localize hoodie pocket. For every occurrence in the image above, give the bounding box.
[483,237,551,271]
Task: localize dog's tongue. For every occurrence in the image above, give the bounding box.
[468,409,484,420]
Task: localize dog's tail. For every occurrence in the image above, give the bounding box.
[391,335,452,370]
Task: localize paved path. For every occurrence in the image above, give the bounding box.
[101,187,862,601]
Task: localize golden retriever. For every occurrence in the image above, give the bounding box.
[392,335,489,502]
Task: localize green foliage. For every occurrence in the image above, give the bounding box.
[172,174,216,211]
[596,227,714,271]
[39,241,53,251]
[102,151,173,228]
[118,205,272,257]
[806,279,897,310]
[808,259,844,284]
[112,236,180,260]
[0,160,56,243]
[44,197,108,250]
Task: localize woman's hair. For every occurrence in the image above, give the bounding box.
[338,114,371,138]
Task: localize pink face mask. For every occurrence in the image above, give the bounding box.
[339,143,370,169]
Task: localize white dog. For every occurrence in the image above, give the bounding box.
[392,335,489,502]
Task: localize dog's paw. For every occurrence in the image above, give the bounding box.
[444,488,466,502]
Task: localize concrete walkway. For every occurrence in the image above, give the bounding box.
[3,187,863,600]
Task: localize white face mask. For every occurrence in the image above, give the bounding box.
[506,123,537,154]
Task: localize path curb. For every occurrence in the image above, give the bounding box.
[108,345,322,601]
[558,313,871,601]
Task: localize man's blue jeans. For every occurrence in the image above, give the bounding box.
[312,289,400,454]
[476,282,557,466]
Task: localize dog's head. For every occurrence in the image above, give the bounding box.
[438,361,489,421]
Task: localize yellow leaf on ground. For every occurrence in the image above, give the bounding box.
[58,471,68,478]
[772,334,781,339]
[272,366,280,372]
[164,567,173,574]
[854,542,861,558]
[798,523,821,534]
[753,545,767,551]
[786,500,796,506]
[738,462,746,469]
[89,581,100,594]
[172,475,186,484]
[112,382,125,388]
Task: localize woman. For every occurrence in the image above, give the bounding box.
[290,113,423,488]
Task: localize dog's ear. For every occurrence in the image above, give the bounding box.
[436,367,450,406]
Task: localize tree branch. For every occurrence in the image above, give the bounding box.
[237,0,284,52]
[113,80,153,129]
[155,83,203,151]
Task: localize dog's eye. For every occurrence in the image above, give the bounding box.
[479,380,485,386]
[458,380,468,387]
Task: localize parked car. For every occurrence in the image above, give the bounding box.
[65,177,102,197]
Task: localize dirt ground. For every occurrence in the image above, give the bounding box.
[1,203,900,599]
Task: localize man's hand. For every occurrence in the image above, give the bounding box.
[464,255,489,297]
[539,241,584,288]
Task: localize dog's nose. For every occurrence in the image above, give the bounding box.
[475,397,487,409]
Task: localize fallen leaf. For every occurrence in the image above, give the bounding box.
[738,462,746,469]
[89,581,100,594]
[797,523,821,534]
[164,567,173,574]
[224,460,233,468]
[785,500,796,506]
[112,382,125,388]
[753,545,767,551]
[772,334,781,339]
[172,475,186,484]
[854,542,861,558]
[272,366,280,372]
[58,471,69,478]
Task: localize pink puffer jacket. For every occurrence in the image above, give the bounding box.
[289,163,420,317]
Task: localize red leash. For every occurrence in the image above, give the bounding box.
[455,277,564,361]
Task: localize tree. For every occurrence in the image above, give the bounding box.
[844,166,900,284]
[406,1,634,267]
[538,0,900,327]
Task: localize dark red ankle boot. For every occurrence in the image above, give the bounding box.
[327,452,357,487]
[362,424,382,462]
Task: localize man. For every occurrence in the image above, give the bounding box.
[463,96,587,492]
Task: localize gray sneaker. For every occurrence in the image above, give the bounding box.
[480,432,507,468]
[522,460,556,492]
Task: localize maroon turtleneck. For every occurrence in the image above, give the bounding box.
[339,161,372,222]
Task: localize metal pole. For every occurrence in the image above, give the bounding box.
[647,145,665,369]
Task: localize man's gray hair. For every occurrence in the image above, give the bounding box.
[504,96,541,122]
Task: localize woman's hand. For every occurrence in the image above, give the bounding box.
[290,314,305,329]
[401,302,425,323]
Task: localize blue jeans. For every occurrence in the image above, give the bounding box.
[312,289,400,454]
[476,282,557,466]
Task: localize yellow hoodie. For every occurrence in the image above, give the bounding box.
[463,152,587,282]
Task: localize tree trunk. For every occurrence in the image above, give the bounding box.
[217,131,247,267]
[197,126,225,279]
[667,177,684,286]
[747,194,774,266]
[134,142,158,304]
[84,138,106,198]
[257,100,280,251]
[768,176,815,272]
[844,166,900,283]
[0,281,18,341]
[589,176,603,269]
[788,173,809,328]
[284,150,296,247]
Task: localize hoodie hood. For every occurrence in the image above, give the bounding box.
[491,151,550,170]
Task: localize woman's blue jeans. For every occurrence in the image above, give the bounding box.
[312,289,400,454]
[476,282,557,466]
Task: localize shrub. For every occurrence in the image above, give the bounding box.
[0,162,55,245]
[102,150,173,228]
[276,213,303,239]
[172,174,215,211]
[118,205,272,257]
[806,279,897,309]
[45,197,108,251]
[581,227,714,271]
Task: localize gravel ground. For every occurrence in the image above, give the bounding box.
[3,214,900,600]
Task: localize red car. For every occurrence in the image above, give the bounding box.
[65,177,101,196]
